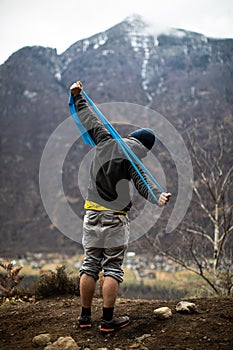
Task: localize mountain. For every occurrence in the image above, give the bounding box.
[0,15,233,257]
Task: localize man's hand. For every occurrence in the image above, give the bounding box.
[70,81,83,97]
[158,192,171,206]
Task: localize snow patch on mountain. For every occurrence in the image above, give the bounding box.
[129,31,154,104]
[82,40,90,52]
[93,34,108,49]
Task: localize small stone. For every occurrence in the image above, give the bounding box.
[129,344,140,349]
[44,345,59,350]
[53,336,80,350]
[32,333,51,346]
[136,334,152,342]
[175,301,197,314]
[154,307,172,319]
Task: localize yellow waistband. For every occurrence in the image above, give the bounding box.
[84,200,127,215]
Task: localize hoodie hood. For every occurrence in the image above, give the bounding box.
[129,128,156,150]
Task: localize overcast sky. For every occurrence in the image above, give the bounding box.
[0,0,233,64]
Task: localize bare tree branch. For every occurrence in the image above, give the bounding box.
[145,126,233,296]
[218,165,233,202]
[191,145,216,201]
[185,227,214,245]
[193,186,215,224]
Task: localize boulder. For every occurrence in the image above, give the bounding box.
[153,306,172,319]
[53,336,80,350]
[44,345,59,350]
[175,301,197,314]
[32,333,51,346]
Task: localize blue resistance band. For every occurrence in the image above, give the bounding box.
[68,90,164,203]
[68,93,95,146]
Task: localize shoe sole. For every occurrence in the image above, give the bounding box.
[100,320,130,333]
[79,323,92,329]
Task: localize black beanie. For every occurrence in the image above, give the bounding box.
[130,128,156,150]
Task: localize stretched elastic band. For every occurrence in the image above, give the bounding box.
[68,90,164,203]
[68,93,96,146]
[82,90,164,200]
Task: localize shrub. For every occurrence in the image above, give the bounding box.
[0,262,24,297]
[33,265,80,299]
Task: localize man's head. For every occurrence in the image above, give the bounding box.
[130,128,156,150]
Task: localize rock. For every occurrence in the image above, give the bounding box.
[53,336,80,350]
[154,307,172,319]
[32,333,51,347]
[44,345,59,350]
[175,301,197,314]
[136,334,151,342]
[128,344,140,349]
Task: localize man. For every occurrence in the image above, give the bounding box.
[70,81,171,333]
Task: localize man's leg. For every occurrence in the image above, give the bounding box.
[78,246,102,328]
[78,273,96,329]
[79,210,103,328]
[100,246,130,331]
[99,212,130,332]
[100,272,130,332]
[80,273,96,308]
[102,276,119,307]
[79,246,102,311]
[78,247,102,328]
[102,276,119,321]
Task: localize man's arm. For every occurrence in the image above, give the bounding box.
[70,81,111,145]
[129,163,171,206]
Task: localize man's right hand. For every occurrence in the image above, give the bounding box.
[70,81,83,97]
[158,192,171,206]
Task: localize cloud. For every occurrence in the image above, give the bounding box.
[0,0,233,64]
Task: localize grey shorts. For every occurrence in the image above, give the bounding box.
[80,210,130,283]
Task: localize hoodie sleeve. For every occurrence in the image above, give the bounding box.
[129,163,161,204]
[74,94,111,145]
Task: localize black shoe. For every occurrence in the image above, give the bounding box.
[78,315,92,329]
[100,316,130,333]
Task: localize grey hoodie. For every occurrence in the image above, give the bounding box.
[74,94,161,212]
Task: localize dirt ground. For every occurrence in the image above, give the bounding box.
[0,296,233,350]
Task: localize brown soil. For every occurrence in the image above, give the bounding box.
[0,296,233,350]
